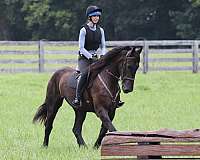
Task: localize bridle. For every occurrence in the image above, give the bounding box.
[97,49,137,105]
[106,50,137,82]
[121,56,136,82]
[106,69,120,81]
[98,74,120,104]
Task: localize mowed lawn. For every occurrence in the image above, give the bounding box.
[0,72,200,160]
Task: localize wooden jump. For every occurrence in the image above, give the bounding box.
[101,128,200,159]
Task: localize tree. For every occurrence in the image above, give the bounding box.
[170,0,200,39]
[96,0,181,40]
[0,1,9,39]
[0,0,30,40]
[22,0,72,40]
[1,0,199,40]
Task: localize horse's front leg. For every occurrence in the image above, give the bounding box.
[94,110,116,148]
[96,107,117,132]
[94,124,107,149]
[72,110,87,147]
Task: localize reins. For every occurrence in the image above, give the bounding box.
[98,74,120,104]
[106,69,120,81]
[90,47,138,105]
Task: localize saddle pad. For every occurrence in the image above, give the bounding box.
[68,71,80,89]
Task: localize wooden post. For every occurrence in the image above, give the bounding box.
[38,40,45,72]
[192,40,199,73]
[143,40,149,74]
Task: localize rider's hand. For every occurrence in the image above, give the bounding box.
[92,56,98,62]
[89,56,98,63]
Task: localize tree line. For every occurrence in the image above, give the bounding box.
[0,0,200,41]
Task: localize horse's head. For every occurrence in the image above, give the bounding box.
[88,46,142,93]
[120,46,142,93]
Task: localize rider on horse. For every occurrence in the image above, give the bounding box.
[72,5,124,108]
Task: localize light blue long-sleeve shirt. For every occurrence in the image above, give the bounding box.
[78,23,106,59]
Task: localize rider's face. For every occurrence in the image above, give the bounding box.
[91,15,100,24]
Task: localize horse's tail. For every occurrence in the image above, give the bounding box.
[33,102,47,124]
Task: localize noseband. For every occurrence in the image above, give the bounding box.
[121,54,136,82]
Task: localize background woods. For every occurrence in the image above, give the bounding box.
[1,0,200,41]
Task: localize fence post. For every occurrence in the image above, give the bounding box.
[143,40,149,74]
[192,40,199,73]
[38,40,45,72]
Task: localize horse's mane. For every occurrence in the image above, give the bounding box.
[89,46,131,72]
[88,46,131,82]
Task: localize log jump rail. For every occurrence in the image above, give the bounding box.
[101,129,200,159]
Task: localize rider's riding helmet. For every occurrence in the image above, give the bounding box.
[86,5,102,17]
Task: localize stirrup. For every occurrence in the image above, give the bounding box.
[72,98,82,108]
[72,98,81,106]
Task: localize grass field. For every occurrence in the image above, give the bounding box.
[0,72,200,160]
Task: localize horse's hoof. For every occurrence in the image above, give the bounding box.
[93,144,100,149]
[42,143,48,148]
[41,145,48,149]
[79,144,88,149]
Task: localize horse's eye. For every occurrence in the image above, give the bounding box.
[127,65,133,71]
[127,65,132,70]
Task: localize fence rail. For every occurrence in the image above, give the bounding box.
[0,40,199,73]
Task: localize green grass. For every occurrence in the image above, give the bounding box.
[0,72,200,159]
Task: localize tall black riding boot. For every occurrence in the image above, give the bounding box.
[72,72,88,107]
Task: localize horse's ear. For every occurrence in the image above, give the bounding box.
[132,46,143,55]
[122,46,132,51]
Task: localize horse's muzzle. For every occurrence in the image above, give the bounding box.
[122,80,134,93]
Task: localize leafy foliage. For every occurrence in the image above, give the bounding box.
[0,0,200,40]
[22,0,72,40]
[170,0,200,39]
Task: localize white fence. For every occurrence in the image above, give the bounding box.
[0,40,199,73]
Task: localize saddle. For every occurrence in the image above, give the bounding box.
[68,71,93,109]
[68,70,123,109]
[68,70,94,89]
[68,71,80,89]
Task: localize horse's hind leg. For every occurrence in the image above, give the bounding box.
[72,110,87,147]
[94,110,116,148]
[43,97,63,147]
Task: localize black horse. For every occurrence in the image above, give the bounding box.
[33,46,142,148]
